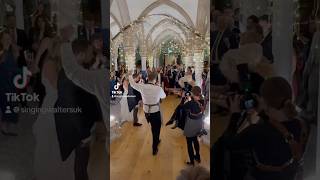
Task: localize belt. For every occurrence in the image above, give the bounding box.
[144,103,160,114]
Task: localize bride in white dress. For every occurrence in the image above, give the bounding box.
[32,40,75,180]
[119,77,133,123]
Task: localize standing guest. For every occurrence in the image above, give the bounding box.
[90,32,107,69]
[212,15,238,62]
[247,15,259,31]
[183,86,204,165]
[129,71,166,155]
[78,14,99,41]
[54,39,103,180]
[60,25,108,156]
[119,76,133,123]
[29,15,53,53]
[30,1,46,28]
[33,39,75,180]
[0,29,20,136]
[259,15,274,63]
[6,14,30,68]
[0,0,15,27]
[128,73,143,127]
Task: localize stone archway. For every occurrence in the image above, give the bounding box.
[146,18,188,44]
[138,0,195,28]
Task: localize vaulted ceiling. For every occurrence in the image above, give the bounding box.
[110,0,210,48]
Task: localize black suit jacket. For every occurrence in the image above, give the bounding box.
[54,70,102,161]
[261,32,274,63]
[127,84,141,112]
[77,25,101,41]
[16,28,30,67]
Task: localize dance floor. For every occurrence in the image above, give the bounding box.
[110,95,210,180]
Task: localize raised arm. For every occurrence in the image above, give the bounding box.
[128,75,142,92]
[60,42,106,95]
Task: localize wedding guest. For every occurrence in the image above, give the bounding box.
[55,39,103,180]
[59,25,108,153]
[33,38,75,180]
[183,86,204,165]
[212,15,238,62]
[0,29,20,136]
[5,14,30,68]
[128,73,142,127]
[0,0,15,27]
[78,14,99,41]
[247,15,259,30]
[29,15,53,53]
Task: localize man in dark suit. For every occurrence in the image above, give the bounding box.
[6,14,30,67]
[78,14,100,41]
[259,15,274,63]
[55,40,103,180]
[128,73,142,126]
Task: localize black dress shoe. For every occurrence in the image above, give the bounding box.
[133,123,142,127]
[166,120,174,126]
[195,155,201,163]
[152,148,158,155]
[171,124,177,129]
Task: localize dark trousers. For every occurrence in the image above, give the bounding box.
[133,107,139,124]
[145,111,161,150]
[74,144,90,180]
[186,136,200,163]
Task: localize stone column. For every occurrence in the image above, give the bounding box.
[100,0,108,29]
[272,0,294,82]
[193,49,204,88]
[141,56,147,71]
[124,31,135,71]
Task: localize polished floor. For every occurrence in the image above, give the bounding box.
[110,95,210,180]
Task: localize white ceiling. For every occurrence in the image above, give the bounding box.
[110,0,210,48]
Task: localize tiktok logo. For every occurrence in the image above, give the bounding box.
[114,82,120,90]
[13,66,32,89]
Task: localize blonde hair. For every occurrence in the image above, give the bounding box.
[176,166,210,180]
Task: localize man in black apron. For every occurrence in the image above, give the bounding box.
[129,71,166,155]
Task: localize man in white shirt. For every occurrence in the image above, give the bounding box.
[129,71,166,155]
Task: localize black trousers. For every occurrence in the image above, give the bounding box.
[186,136,200,163]
[145,111,161,150]
[74,144,90,180]
[133,107,139,124]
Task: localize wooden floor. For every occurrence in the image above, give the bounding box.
[110,95,210,180]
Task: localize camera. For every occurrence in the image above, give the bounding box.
[237,64,258,110]
[183,82,192,97]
